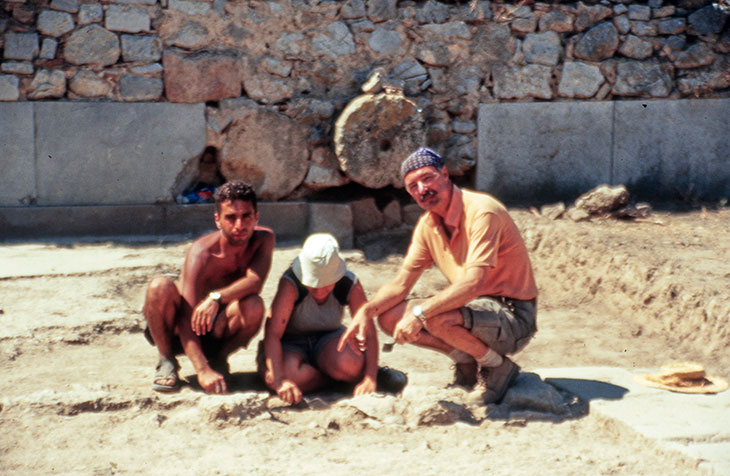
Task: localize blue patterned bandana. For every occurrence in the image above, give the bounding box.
[400,147,444,181]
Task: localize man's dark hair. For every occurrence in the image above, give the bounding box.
[214,180,257,212]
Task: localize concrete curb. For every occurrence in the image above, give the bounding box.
[536,366,730,476]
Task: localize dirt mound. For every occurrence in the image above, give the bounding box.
[520,208,730,364]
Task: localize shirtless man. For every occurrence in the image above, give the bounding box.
[142,181,274,394]
[339,148,537,404]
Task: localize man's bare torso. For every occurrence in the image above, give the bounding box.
[178,227,272,300]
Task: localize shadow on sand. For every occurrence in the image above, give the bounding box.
[545,377,629,401]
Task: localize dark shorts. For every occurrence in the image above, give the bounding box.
[143,308,226,358]
[460,296,537,356]
[280,326,346,367]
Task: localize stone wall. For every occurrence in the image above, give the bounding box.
[1,0,729,204]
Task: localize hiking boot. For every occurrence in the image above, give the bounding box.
[478,357,519,404]
[450,360,478,389]
[376,366,408,394]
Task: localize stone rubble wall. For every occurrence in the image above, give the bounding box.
[1,0,729,204]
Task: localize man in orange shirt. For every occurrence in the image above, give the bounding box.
[339,147,537,403]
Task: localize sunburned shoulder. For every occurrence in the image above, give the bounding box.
[252,226,275,242]
[188,231,221,256]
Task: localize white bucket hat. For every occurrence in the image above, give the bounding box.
[292,233,346,288]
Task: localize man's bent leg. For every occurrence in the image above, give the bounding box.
[424,309,494,362]
[281,351,328,394]
[142,276,182,391]
[379,301,502,390]
[461,297,537,403]
[377,301,454,355]
[213,294,265,360]
[317,334,364,383]
[143,276,181,357]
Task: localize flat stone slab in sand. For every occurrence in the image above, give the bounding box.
[537,367,730,476]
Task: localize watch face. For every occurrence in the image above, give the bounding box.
[413,305,422,317]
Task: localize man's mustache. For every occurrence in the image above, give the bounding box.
[419,189,436,202]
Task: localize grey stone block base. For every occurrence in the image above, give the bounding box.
[0,201,354,247]
[477,98,730,203]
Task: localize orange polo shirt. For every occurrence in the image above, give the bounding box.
[403,186,537,301]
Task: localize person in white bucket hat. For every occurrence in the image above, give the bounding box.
[258,233,406,405]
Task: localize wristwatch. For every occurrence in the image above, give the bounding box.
[208,291,222,305]
[412,305,427,324]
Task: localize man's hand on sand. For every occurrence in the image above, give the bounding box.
[191,296,219,336]
[338,311,368,352]
[393,313,422,344]
[198,367,227,394]
[277,380,302,405]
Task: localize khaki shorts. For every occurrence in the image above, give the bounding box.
[460,296,537,356]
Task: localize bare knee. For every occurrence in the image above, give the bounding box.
[145,276,176,303]
[376,301,407,336]
[423,316,446,337]
[421,310,462,339]
[377,310,399,336]
[237,294,265,330]
[223,295,264,337]
[326,351,364,382]
[143,276,179,325]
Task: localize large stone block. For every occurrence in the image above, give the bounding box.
[257,202,309,243]
[558,62,605,98]
[64,25,120,66]
[3,32,39,60]
[121,35,161,62]
[0,205,166,239]
[614,99,730,200]
[34,102,205,206]
[38,10,75,37]
[477,102,613,203]
[308,203,353,249]
[312,21,355,59]
[78,4,103,25]
[612,60,672,98]
[493,65,553,100]
[119,74,163,101]
[69,70,113,97]
[28,69,66,99]
[523,31,561,66]
[163,50,242,103]
[51,0,79,13]
[0,202,318,241]
[574,22,619,62]
[0,74,20,101]
[105,6,150,33]
[0,103,35,206]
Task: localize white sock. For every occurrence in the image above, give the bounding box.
[477,349,503,368]
[448,349,473,364]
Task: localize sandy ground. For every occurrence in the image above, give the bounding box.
[1,206,728,475]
